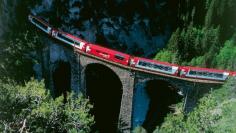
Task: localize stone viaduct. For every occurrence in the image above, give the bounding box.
[39,40,222,132]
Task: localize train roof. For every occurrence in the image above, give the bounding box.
[29,14,51,27]
[52,29,88,43]
[181,66,230,73]
[87,43,131,56]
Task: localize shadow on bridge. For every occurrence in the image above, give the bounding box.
[85,63,123,132]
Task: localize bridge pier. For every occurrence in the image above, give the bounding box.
[118,72,135,132]
[78,54,137,132]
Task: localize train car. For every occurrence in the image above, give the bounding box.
[85,43,130,65]
[51,29,87,51]
[179,66,230,81]
[28,15,52,34]
[230,71,236,77]
[130,57,179,75]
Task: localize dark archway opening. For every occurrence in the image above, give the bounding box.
[143,80,183,132]
[53,61,71,100]
[85,64,123,132]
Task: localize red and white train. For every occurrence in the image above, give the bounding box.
[28,14,236,82]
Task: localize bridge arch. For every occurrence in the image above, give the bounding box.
[84,63,123,132]
[132,79,183,132]
[143,80,182,132]
[52,61,71,99]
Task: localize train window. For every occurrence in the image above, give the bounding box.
[115,54,125,60]
[203,72,208,76]
[138,61,142,65]
[147,63,153,67]
[214,73,223,78]
[189,71,196,75]
[161,66,164,70]
[208,73,214,77]
[75,41,82,46]
[138,61,148,66]
[138,61,173,72]
[32,18,48,30]
[164,66,167,71]
[164,66,171,71]
[153,64,170,72]
[153,64,160,70]
[57,33,74,44]
[197,71,203,76]
[159,65,163,70]
[143,62,148,66]
[153,64,159,69]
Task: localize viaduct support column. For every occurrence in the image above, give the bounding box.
[118,71,135,133]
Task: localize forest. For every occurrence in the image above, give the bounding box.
[0,0,236,132]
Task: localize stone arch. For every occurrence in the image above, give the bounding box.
[84,63,123,132]
[142,79,183,132]
[52,61,71,99]
[132,78,183,132]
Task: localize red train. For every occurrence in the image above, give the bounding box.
[85,43,130,65]
[28,15,236,82]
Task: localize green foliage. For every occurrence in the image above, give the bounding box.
[154,79,236,133]
[155,0,236,69]
[0,0,43,83]
[154,50,178,64]
[213,100,236,133]
[154,26,220,66]
[154,102,186,133]
[188,38,236,70]
[154,29,180,63]
[0,79,94,132]
[205,0,236,40]
[0,79,47,123]
[188,56,206,67]
[0,31,42,82]
[28,94,94,133]
[205,0,235,27]
[214,40,236,70]
[153,1,236,132]
[205,0,216,27]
